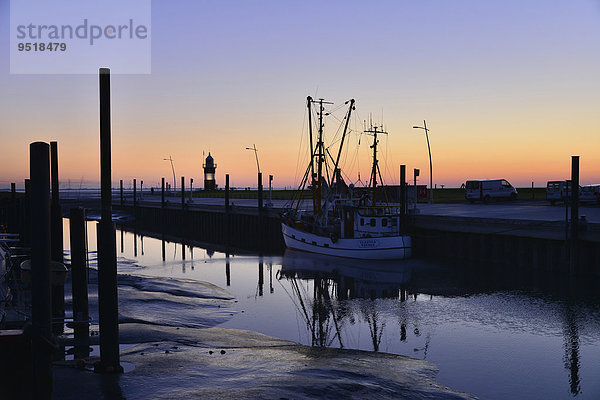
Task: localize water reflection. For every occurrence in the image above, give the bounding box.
[278,250,412,351]
[61,220,600,400]
[563,304,581,396]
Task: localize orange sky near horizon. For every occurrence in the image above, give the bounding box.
[1,1,599,190]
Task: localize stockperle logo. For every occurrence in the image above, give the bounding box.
[10,0,151,74]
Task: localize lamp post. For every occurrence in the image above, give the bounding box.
[163,155,176,191]
[413,120,433,204]
[245,144,261,174]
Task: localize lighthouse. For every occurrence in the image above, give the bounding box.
[203,152,217,190]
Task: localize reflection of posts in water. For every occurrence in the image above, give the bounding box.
[120,230,123,254]
[182,241,185,260]
[563,305,581,395]
[225,253,231,286]
[133,231,137,257]
[161,236,165,262]
[140,235,144,256]
[258,259,264,297]
[268,262,274,294]
[190,246,194,270]
[362,303,385,352]
[400,287,406,302]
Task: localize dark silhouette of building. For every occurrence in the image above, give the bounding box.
[203,153,216,190]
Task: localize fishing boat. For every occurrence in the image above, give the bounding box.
[281,97,411,260]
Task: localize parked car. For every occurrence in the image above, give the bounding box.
[465,179,517,203]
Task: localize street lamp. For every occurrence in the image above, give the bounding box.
[163,155,176,191]
[245,144,261,174]
[413,120,433,204]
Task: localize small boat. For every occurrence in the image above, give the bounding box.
[281,97,411,260]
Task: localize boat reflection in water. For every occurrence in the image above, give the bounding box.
[279,249,413,351]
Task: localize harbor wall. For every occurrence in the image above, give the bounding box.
[117,204,285,253]
[411,215,600,277]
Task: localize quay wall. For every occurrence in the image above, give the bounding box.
[117,204,285,253]
[411,215,600,277]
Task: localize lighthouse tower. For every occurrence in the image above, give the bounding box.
[203,153,217,190]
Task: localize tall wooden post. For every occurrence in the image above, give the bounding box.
[69,207,89,358]
[181,176,185,209]
[570,156,579,275]
[50,141,64,334]
[96,67,122,373]
[400,165,406,228]
[133,179,137,208]
[258,172,263,213]
[161,177,165,208]
[119,180,123,207]
[225,174,230,212]
[30,141,53,399]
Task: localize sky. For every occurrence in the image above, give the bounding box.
[1,0,599,190]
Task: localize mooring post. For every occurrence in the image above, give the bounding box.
[400,165,406,227]
[96,67,122,373]
[161,177,165,208]
[119,180,123,207]
[9,182,16,234]
[50,141,65,335]
[133,179,137,208]
[258,172,263,213]
[181,176,185,209]
[140,180,143,200]
[69,207,89,358]
[29,141,53,399]
[570,156,579,275]
[225,174,230,212]
[531,181,535,200]
[24,179,30,198]
[189,178,193,201]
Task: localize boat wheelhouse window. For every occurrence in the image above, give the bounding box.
[360,218,364,226]
[381,218,388,227]
[370,218,376,227]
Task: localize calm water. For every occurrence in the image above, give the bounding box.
[64,220,600,400]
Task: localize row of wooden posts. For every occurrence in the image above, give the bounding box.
[23,68,122,399]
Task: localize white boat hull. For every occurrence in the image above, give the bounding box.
[281,223,411,260]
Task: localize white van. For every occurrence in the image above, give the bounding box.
[465,179,517,203]
[546,180,571,205]
[580,185,600,204]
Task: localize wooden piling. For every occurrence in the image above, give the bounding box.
[161,177,165,208]
[225,174,230,212]
[181,176,185,209]
[97,67,122,373]
[400,165,406,227]
[133,179,137,208]
[50,141,65,335]
[120,180,123,207]
[570,156,579,275]
[29,141,53,399]
[69,207,90,358]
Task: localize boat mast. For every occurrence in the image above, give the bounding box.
[365,125,387,207]
[332,99,355,187]
[307,96,316,213]
[314,98,332,215]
